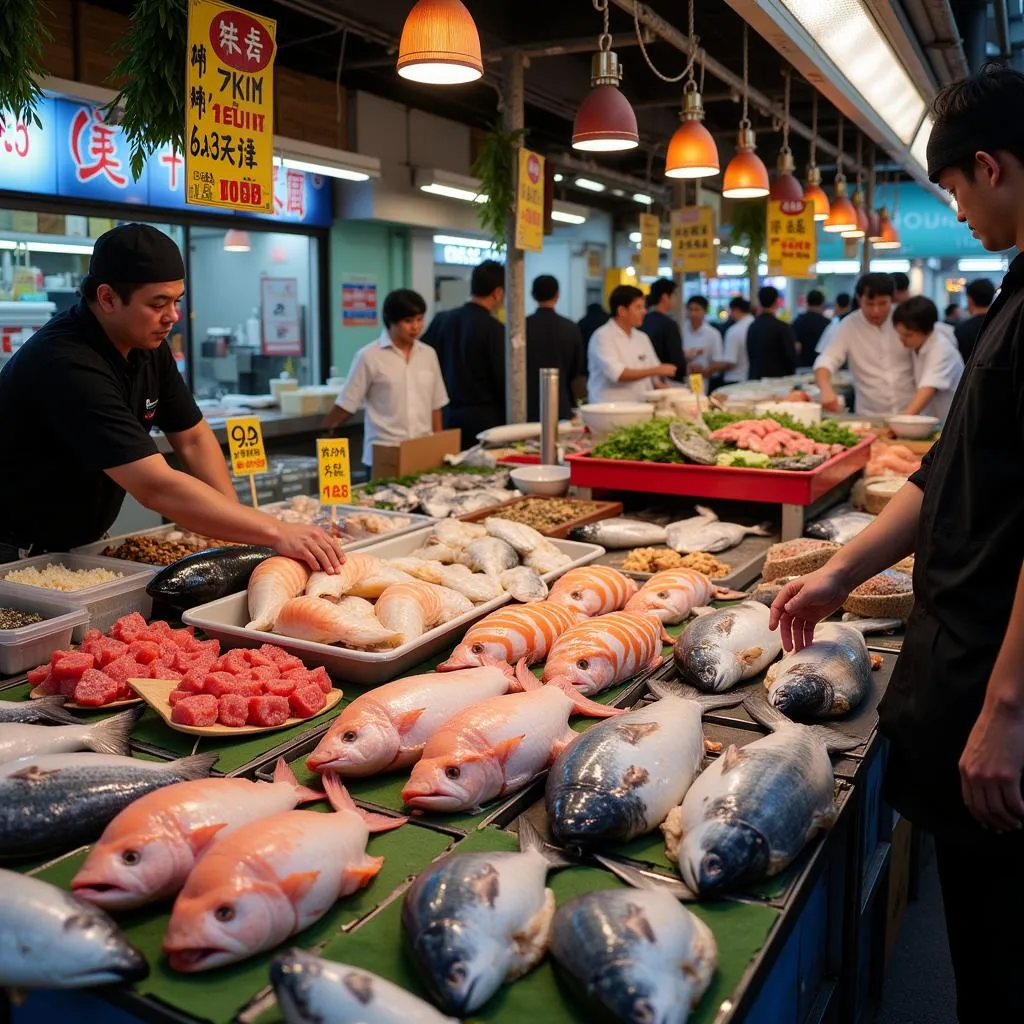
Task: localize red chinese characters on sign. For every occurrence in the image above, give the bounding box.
[160,150,184,190]
[526,152,541,185]
[0,117,30,159]
[210,10,275,72]
[69,108,126,187]
[285,169,304,218]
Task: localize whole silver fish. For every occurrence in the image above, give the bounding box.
[0,705,141,763]
[0,695,78,726]
[0,751,218,859]
[674,602,782,692]
[570,518,669,549]
[805,508,875,545]
[272,949,457,1024]
[0,869,147,988]
[401,817,568,1015]
[499,566,548,602]
[666,505,770,553]
[546,681,742,851]
[549,887,716,1024]
[460,537,519,578]
[662,697,855,893]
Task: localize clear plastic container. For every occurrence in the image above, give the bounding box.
[0,553,156,641]
[0,591,90,676]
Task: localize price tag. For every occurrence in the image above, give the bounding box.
[226,417,268,476]
[689,373,705,396]
[317,438,352,505]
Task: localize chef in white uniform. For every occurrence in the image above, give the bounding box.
[892,296,965,422]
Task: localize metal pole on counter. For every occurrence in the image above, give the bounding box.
[503,50,528,426]
[539,367,560,465]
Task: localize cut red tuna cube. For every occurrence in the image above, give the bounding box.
[52,652,95,680]
[217,693,249,727]
[149,661,183,681]
[168,688,192,706]
[249,664,280,683]
[307,666,332,695]
[104,655,145,685]
[247,695,290,727]
[288,684,327,719]
[264,677,298,698]
[171,694,218,727]
[129,641,161,665]
[73,669,119,707]
[26,664,51,686]
[110,613,148,643]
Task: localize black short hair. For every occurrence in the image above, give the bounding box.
[686,294,709,311]
[856,273,895,300]
[892,296,938,335]
[382,288,427,328]
[806,289,825,306]
[80,275,144,305]
[890,272,910,293]
[531,275,559,303]
[608,285,645,317]
[944,303,960,317]
[966,277,996,307]
[728,296,751,313]
[758,286,779,309]
[647,278,676,307]
[835,292,851,308]
[471,259,505,298]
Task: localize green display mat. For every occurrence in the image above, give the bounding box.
[32,818,452,1024]
[251,828,779,1024]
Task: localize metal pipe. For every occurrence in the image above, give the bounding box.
[552,152,671,201]
[539,369,560,465]
[503,51,527,427]
[518,32,645,59]
[995,0,1012,59]
[958,0,989,71]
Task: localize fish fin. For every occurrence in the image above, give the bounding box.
[742,692,791,733]
[691,606,716,618]
[650,678,744,713]
[479,654,519,681]
[85,705,145,756]
[394,707,427,735]
[343,855,384,890]
[658,623,675,646]
[185,822,228,855]
[870,653,884,671]
[738,646,764,666]
[593,855,696,901]
[544,676,622,718]
[322,773,404,830]
[31,695,81,725]
[693,505,719,522]
[272,758,322,804]
[704,738,722,753]
[511,658,542,692]
[811,726,863,757]
[245,618,272,632]
[719,744,744,772]
[491,734,526,765]
[712,587,746,601]
[614,721,661,745]
[508,889,556,980]
[168,752,220,779]
[516,815,573,869]
[280,870,321,903]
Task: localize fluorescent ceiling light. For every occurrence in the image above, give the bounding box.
[552,200,589,226]
[574,177,606,193]
[415,168,487,204]
[553,172,564,182]
[910,117,932,177]
[658,238,671,250]
[420,183,482,202]
[657,266,672,276]
[816,259,862,274]
[779,0,926,145]
[729,245,749,257]
[958,257,1008,272]
[272,137,380,181]
[633,193,653,205]
[628,231,641,243]
[0,239,95,255]
[717,264,747,276]
[280,158,369,181]
[869,258,910,272]
[432,234,496,248]
[552,211,585,225]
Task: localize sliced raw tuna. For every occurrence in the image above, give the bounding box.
[217,693,249,727]
[264,677,297,698]
[52,652,95,680]
[171,694,218,727]
[149,661,183,681]
[129,641,161,665]
[104,655,145,685]
[307,666,332,694]
[26,664,51,686]
[73,669,119,707]
[249,665,280,683]
[247,695,290,727]
[288,684,326,719]
[167,688,192,706]
[110,613,148,643]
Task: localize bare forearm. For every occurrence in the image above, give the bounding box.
[432,409,443,432]
[618,366,660,382]
[172,430,236,500]
[903,387,936,416]
[814,367,834,393]
[322,405,352,429]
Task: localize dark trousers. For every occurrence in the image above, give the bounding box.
[934,835,1024,1022]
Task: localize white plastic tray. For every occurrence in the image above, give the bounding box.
[73,524,199,563]
[0,591,90,676]
[257,502,437,551]
[183,529,601,686]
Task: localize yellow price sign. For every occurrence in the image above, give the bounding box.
[689,373,705,396]
[226,416,268,476]
[317,438,352,505]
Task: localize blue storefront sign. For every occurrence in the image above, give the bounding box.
[0,95,331,227]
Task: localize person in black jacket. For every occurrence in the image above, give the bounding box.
[641,278,685,382]
[792,289,831,369]
[954,276,995,361]
[422,260,506,449]
[525,275,586,420]
[746,285,797,379]
[577,302,610,351]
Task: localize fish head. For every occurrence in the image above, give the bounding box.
[53,896,149,984]
[677,817,770,894]
[548,784,644,852]
[544,647,616,696]
[624,588,688,623]
[549,586,600,618]
[767,669,827,716]
[401,753,503,812]
[306,703,400,777]
[587,954,679,1024]
[674,639,732,692]
[163,880,292,972]
[409,917,504,1014]
[272,949,377,1023]
[72,831,196,910]
[437,639,490,670]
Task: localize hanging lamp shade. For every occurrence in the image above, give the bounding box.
[823,178,857,233]
[867,209,884,243]
[769,149,804,202]
[804,165,830,221]
[572,50,639,152]
[873,209,901,249]
[223,229,251,252]
[396,0,483,85]
[665,85,719,178]
[841,191,868,238]
[722,126,769,198]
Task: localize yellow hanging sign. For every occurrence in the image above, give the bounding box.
[514,148,545,252]
[226,416,268,476]
[317,438,352,505]
[671,206,717,276]
[767,199,817,277]
[186,0,276,213]
[636,212,661,277]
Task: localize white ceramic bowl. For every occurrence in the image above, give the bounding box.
[887,414,939,439]
[509,464,572,496]
[580,402,654,439]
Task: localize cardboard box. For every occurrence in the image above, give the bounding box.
[885,815,913,964]
[372,429,461,480]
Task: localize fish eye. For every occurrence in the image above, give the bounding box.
[121,849,140,866]
[658,591,670,599]
[702,853,724,878]
[472,643,484,654]
[570,590,582,600]
[633,998,655,1023]
[447,962,468,986]
[577,659,589,671]
[214,904,235,922]
[445,766,461,779]
[342,730,358,742]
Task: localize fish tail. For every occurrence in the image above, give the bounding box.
[545,675,622,718]
[322,772,405,832]
[812,726,863,757]
[510,658,542,693]
[648,678,744,713]
[479,653,518,682]
[31,695,81,725]
[843,616,903,635]
[516,815,572,869]
[85,705,145,756]
[273,758,322,804]
[593,854,695,899]
[741,691,792,733]
[169,752,220,779]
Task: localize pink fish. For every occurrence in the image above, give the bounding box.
[374,582,445,645]
[401,670,620,813]
[546,567,638,618]
[305,553,380,601]
[247,557,310,631]
[71,760,320,911]
[163,775,401,972]
[624,568,716,625]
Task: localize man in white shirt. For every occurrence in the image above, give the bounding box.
[892,296,965,422]
[720,296,753,384]
[324,289,449,470]
[814,273,916,417]
[587,284,676,403]
[682,294,725,392]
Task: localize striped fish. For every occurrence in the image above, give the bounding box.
[624,568,715,625]
[542,611,672,696]
[438,603,584,670]
[546,566,639,617]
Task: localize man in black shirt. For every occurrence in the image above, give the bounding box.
[791,289,830,369]
[746,285,797,379]
[954,276,995,361]
[0,224,340,571]
[422,260,506,449]
[525,275,585,421]
[577,302,609,352]
[770,64,1024,1021]
[641,278,685,383]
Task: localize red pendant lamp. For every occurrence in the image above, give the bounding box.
[823,120,858,233]
[572,2,638,152]
[397,0,483,85]
[769,68,803,202]
[723,25,769,199]
[803,93,830,221]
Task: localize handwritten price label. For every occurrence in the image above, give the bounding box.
[226,416,267,476]
[317,437,352,505]
[689,373,705,397]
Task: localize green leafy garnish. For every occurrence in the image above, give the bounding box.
[591,419,687,463]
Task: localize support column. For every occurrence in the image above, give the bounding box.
[862,149,875,276]
[503,50,527,426]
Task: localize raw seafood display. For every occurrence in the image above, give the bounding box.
[147,546,276,611]
[71,759,320,910]
[248,556,313,629]
[101,534,235,566]
[484,517,573,573]
[2,562,124,590]
[375,582,449,644]
[669,419,717,465]
[476,497,612,533]
[459,536,519,577]
[762,538,840,581]
[0,705,139,762]
[0,751,218,860]
[498,565,549,602]
[0,694,77,725]
[163,775,401,972]
[354,469,517,516]
[665,506,770,554]
[674,602,783,692]
[805,507,876,544]
[275,595,404,649]
[0,870,147,988]
[621,547,732,577]
[265,496,416,540]
[570,517,669,549]
[0,607,42,628]
[547,565,639,617]
[709,419,844,457]
[864,441,921,479]
[402,818,568,1015]
[545,681,742,850]
[662,697,856,893]
[624,568,715,624]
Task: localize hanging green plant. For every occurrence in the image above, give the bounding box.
[106,0,188,181]
[0,0,51,128]
[470,122,527,250]
[727,197,768,300]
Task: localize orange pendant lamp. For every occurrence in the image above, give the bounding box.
[868,209,884,243]
[823,120,858,233]
[397,0,483,85]
[665,2,719,179]
[803,93,830,220]
[723,25,769,199]
[841,134,868,239]
[769,68,803,202]
[873,208,901,249]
